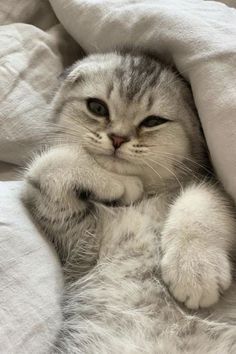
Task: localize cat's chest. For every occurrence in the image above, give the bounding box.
[98,196,169,259]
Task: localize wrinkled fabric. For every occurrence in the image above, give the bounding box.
[0,1,236,353]
[0,0,84,170]
[0,182,63,353]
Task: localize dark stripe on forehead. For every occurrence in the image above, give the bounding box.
[106,82,114,99]
[115,66,127,98]
[147,95,154,111]
[136,66,163,102]
[149,66,162,87]
[115,54,163,101]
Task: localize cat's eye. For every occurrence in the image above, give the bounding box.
[139,115,169,128]
[87,98,109,117]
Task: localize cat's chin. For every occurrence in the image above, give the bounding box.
[93,153,140,176]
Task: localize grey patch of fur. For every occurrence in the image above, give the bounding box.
[115,54,163,101]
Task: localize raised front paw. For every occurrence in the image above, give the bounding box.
[120,176,144,205]
[161,245,232,310]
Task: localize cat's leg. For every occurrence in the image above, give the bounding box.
[23,145,143,271]
[53,200,166,354]
[161,184,235,309]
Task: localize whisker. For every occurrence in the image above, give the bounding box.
[146,157,184,191]
[148,152,201,181]
[141,159,163,181]
[161,151,211,172]
[61,112,95,135]
[146,148,212,175]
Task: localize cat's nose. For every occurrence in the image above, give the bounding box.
[108,134,129,149]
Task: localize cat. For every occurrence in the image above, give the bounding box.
[23,51,236,353]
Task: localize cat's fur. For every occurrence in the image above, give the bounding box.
[23,52,236,353]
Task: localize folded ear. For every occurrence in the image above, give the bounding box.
[58,61,80,81]
[58,59,86,85]
[58,66,74,80]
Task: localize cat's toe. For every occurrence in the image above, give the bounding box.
[198,253,232,308]
[198,287,219,308]
[161,255,203,309]
[161,248,232,310]
[172,283,202,310]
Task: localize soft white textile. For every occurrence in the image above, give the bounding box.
[0,0,84,175]
[0,3,74,352]
[0,0,236,352]
[0,182,63,353]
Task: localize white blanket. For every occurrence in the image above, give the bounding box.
[0,0,236,352]
[0,182,62,353]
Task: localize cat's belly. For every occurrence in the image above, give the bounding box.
[58,198,236,353]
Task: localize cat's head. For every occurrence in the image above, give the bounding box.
[53,51,206,192]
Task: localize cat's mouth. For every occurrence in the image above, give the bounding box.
[111,148,128,160]
[92,149,137,175]
[85,145,137,174]
[87,145,129,163]
[98,151,129,164]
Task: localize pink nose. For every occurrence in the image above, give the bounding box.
[109,134,129,149]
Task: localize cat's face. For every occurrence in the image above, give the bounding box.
[53,52,205,191]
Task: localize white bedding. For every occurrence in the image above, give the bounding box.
[0,0,236,352]
[0,182,62,353]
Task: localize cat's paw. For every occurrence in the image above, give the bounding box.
[161,245,232,309]
[24,155,61,200]
[23,147,78,209]
[120,176,144,205]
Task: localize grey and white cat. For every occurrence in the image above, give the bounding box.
[23,52,236,353]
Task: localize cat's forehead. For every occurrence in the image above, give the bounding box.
[67,53,182,103]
